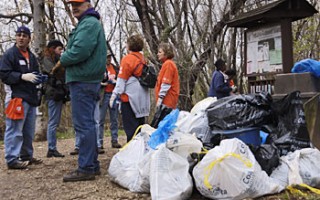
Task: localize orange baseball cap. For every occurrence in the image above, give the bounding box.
[67,0,90,3]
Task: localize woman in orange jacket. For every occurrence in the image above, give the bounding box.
[151,43,180,128]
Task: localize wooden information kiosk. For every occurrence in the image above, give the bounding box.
[227,0,318,94]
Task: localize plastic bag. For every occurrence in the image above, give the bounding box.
[193,138,283,199]
[148,109,179,149]
[150,144,193,200]
[108,129,151,192]
[291,59,320,77]
[272,91,310,156]
[206,92,273,130]
[166,131,203,159]
[253,143,280,175]
[271,148,320,188]
[176,98,214,144]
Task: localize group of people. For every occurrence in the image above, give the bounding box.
[0,0,238,183]
[0,0,181,182]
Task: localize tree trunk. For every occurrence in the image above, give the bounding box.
[33,0,47,141]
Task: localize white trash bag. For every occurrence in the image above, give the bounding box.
[166,131,203,159]
[271,148,320,188]
[150,144,193,200]
[108,126,151,193]
[193,138,282,199]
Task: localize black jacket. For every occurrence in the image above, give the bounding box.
[0,44,40,106]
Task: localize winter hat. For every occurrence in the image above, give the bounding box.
[47,40,63,49]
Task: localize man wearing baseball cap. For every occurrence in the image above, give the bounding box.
[0,25,43,169]
[54,0,107,182]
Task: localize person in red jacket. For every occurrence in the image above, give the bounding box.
[151,43,180,128]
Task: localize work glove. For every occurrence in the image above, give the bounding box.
[156,98,163,108]
[21,73,40,83]
[109,93,118,108]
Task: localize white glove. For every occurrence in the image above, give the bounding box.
[21,73,39,83]
[156,98,163,107]
[109,93,117,108]
[101,82,108,86]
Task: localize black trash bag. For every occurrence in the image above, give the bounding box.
[206,92,273,130]
[253,143,280,175]
[150,105,172,128]
[272,91,310,156]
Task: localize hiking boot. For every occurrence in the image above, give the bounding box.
[111,141,122,148]
[47,150,65,158]
[69,148,79,155]
[98,147,105,154]
[7,160,29,170]
[63,170,95,182]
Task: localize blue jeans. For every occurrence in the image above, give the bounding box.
[74,101,99,149]
[98,92,119,147]
[47,100,63,151]
[4,100,36,165]
[69,82,100,174]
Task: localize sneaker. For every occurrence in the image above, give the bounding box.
[69,148,79,155]
[27,157,43,165]
[63,170,95,182]
[111,141,122,148]
[98,147,105,154]
[20,157,43,165]
[47,150,65,158]
[7,160,29,170]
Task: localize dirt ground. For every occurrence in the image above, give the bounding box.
[0,136,211,200]
[0,135,308,200]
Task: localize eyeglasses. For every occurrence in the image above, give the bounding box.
[16,33,29,38]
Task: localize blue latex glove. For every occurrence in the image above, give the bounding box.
[32,72,48,84]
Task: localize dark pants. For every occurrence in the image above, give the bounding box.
[121,102,145,142]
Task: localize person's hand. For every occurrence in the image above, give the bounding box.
[101,82,108,86]
[21,73,40,83]
[109,93,117,108]
[51,61,61,75]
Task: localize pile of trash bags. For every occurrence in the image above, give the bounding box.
[108,91,320,199]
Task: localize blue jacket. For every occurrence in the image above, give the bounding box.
[0,45,40,106]
[208,70,232,99]
[60,8,107,83]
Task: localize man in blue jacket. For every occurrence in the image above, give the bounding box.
[0,25,43,169]
[208,59,232,99]
[54,0,107,182]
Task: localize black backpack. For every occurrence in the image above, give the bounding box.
[133,56,157,88]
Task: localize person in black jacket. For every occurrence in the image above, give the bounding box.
[42,40,66,158]
[0,25,43,169]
